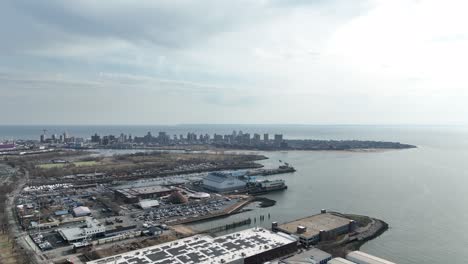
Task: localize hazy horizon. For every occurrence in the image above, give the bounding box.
[1,123,468,127]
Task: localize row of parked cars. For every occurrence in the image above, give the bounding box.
[136,199,230,222]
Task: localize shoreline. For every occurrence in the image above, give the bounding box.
[87,145,416,153]
[318,212,390,258]
[350,218,389,250]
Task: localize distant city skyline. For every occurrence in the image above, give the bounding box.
[1,1,468,125]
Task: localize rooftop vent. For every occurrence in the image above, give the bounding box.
[297,226,307,234]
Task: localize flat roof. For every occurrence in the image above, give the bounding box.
[58,217,104,241]
[283,248,332,263]
[139,199,159,209]
[116,186,172,198]
[87,228,296,264]
[329,257,356,264]
[132,185,171,194]
[346,251,396,264]
[277,213,350,238]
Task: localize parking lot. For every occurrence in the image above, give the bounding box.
[135,198,239,224]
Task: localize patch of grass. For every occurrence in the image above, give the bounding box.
[37,160,99,169]
[73,161,99,167]
[36,163,66,169]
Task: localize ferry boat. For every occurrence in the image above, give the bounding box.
[248,179,287,194]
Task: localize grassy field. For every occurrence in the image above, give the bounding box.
[37,160,99,169]
[26,152,265,178]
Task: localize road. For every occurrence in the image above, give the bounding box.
[4,169,48,264]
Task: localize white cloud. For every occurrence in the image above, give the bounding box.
[327,0,468,96]
[0,0,467,124]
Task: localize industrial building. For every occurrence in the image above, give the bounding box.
[346,251,396,264]
[57,217,105,242]
[282,247,332,264]
[329,257,357,264]
[115,186,174,203]
[188,192,211,199]
[202,172,247,193]
[138,199,160,209]
[272,210,355,247]
[87,227,297,264]
[72,206,91,217]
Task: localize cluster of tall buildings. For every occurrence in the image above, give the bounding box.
[90,133,133,145]
[212,130,284,146]
[40,131,80,144]
[88,130,285,147]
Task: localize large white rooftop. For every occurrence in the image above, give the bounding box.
[58,217,105,241]
[346,251,396,264]
[329,257,357,264]
[283,248,332,263]
[139,199,160,209]
[87,228,296,264]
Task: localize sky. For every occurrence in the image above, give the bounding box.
[1,0,467,125]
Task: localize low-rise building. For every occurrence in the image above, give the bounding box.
[57,217,105,242]
[138,199,159,209]
[115,186,174,203]
[329,257,357,264]
[272,210,355,247]
[203,172,247,193]
[72,206,91,217]
[346,251,396,264]
[87,227,297,264]
[283,248,332,264]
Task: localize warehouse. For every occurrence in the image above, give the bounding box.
[329,257,357,264]
[282,247,332,264]
[188,192,211,199]
[272,210,354,247]
[57,217,105,242]
[203,172,247,193]
[115,186,174,203]
[87,227,297,264]
[138,199,159,209]
[346,251,396,264]
[72,206,91,217]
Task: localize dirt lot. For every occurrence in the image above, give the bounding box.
[0,234,19,264]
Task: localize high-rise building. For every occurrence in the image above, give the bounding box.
[158,132,169,144]
[253,133,261,144]
[274,134,283,145]
[91,133,101,143]
[242,133,251,145]
[187,133,197,142]
[214,134,223,143]
[264,133,269,141]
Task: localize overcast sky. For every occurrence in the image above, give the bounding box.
[1,0,467,125]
